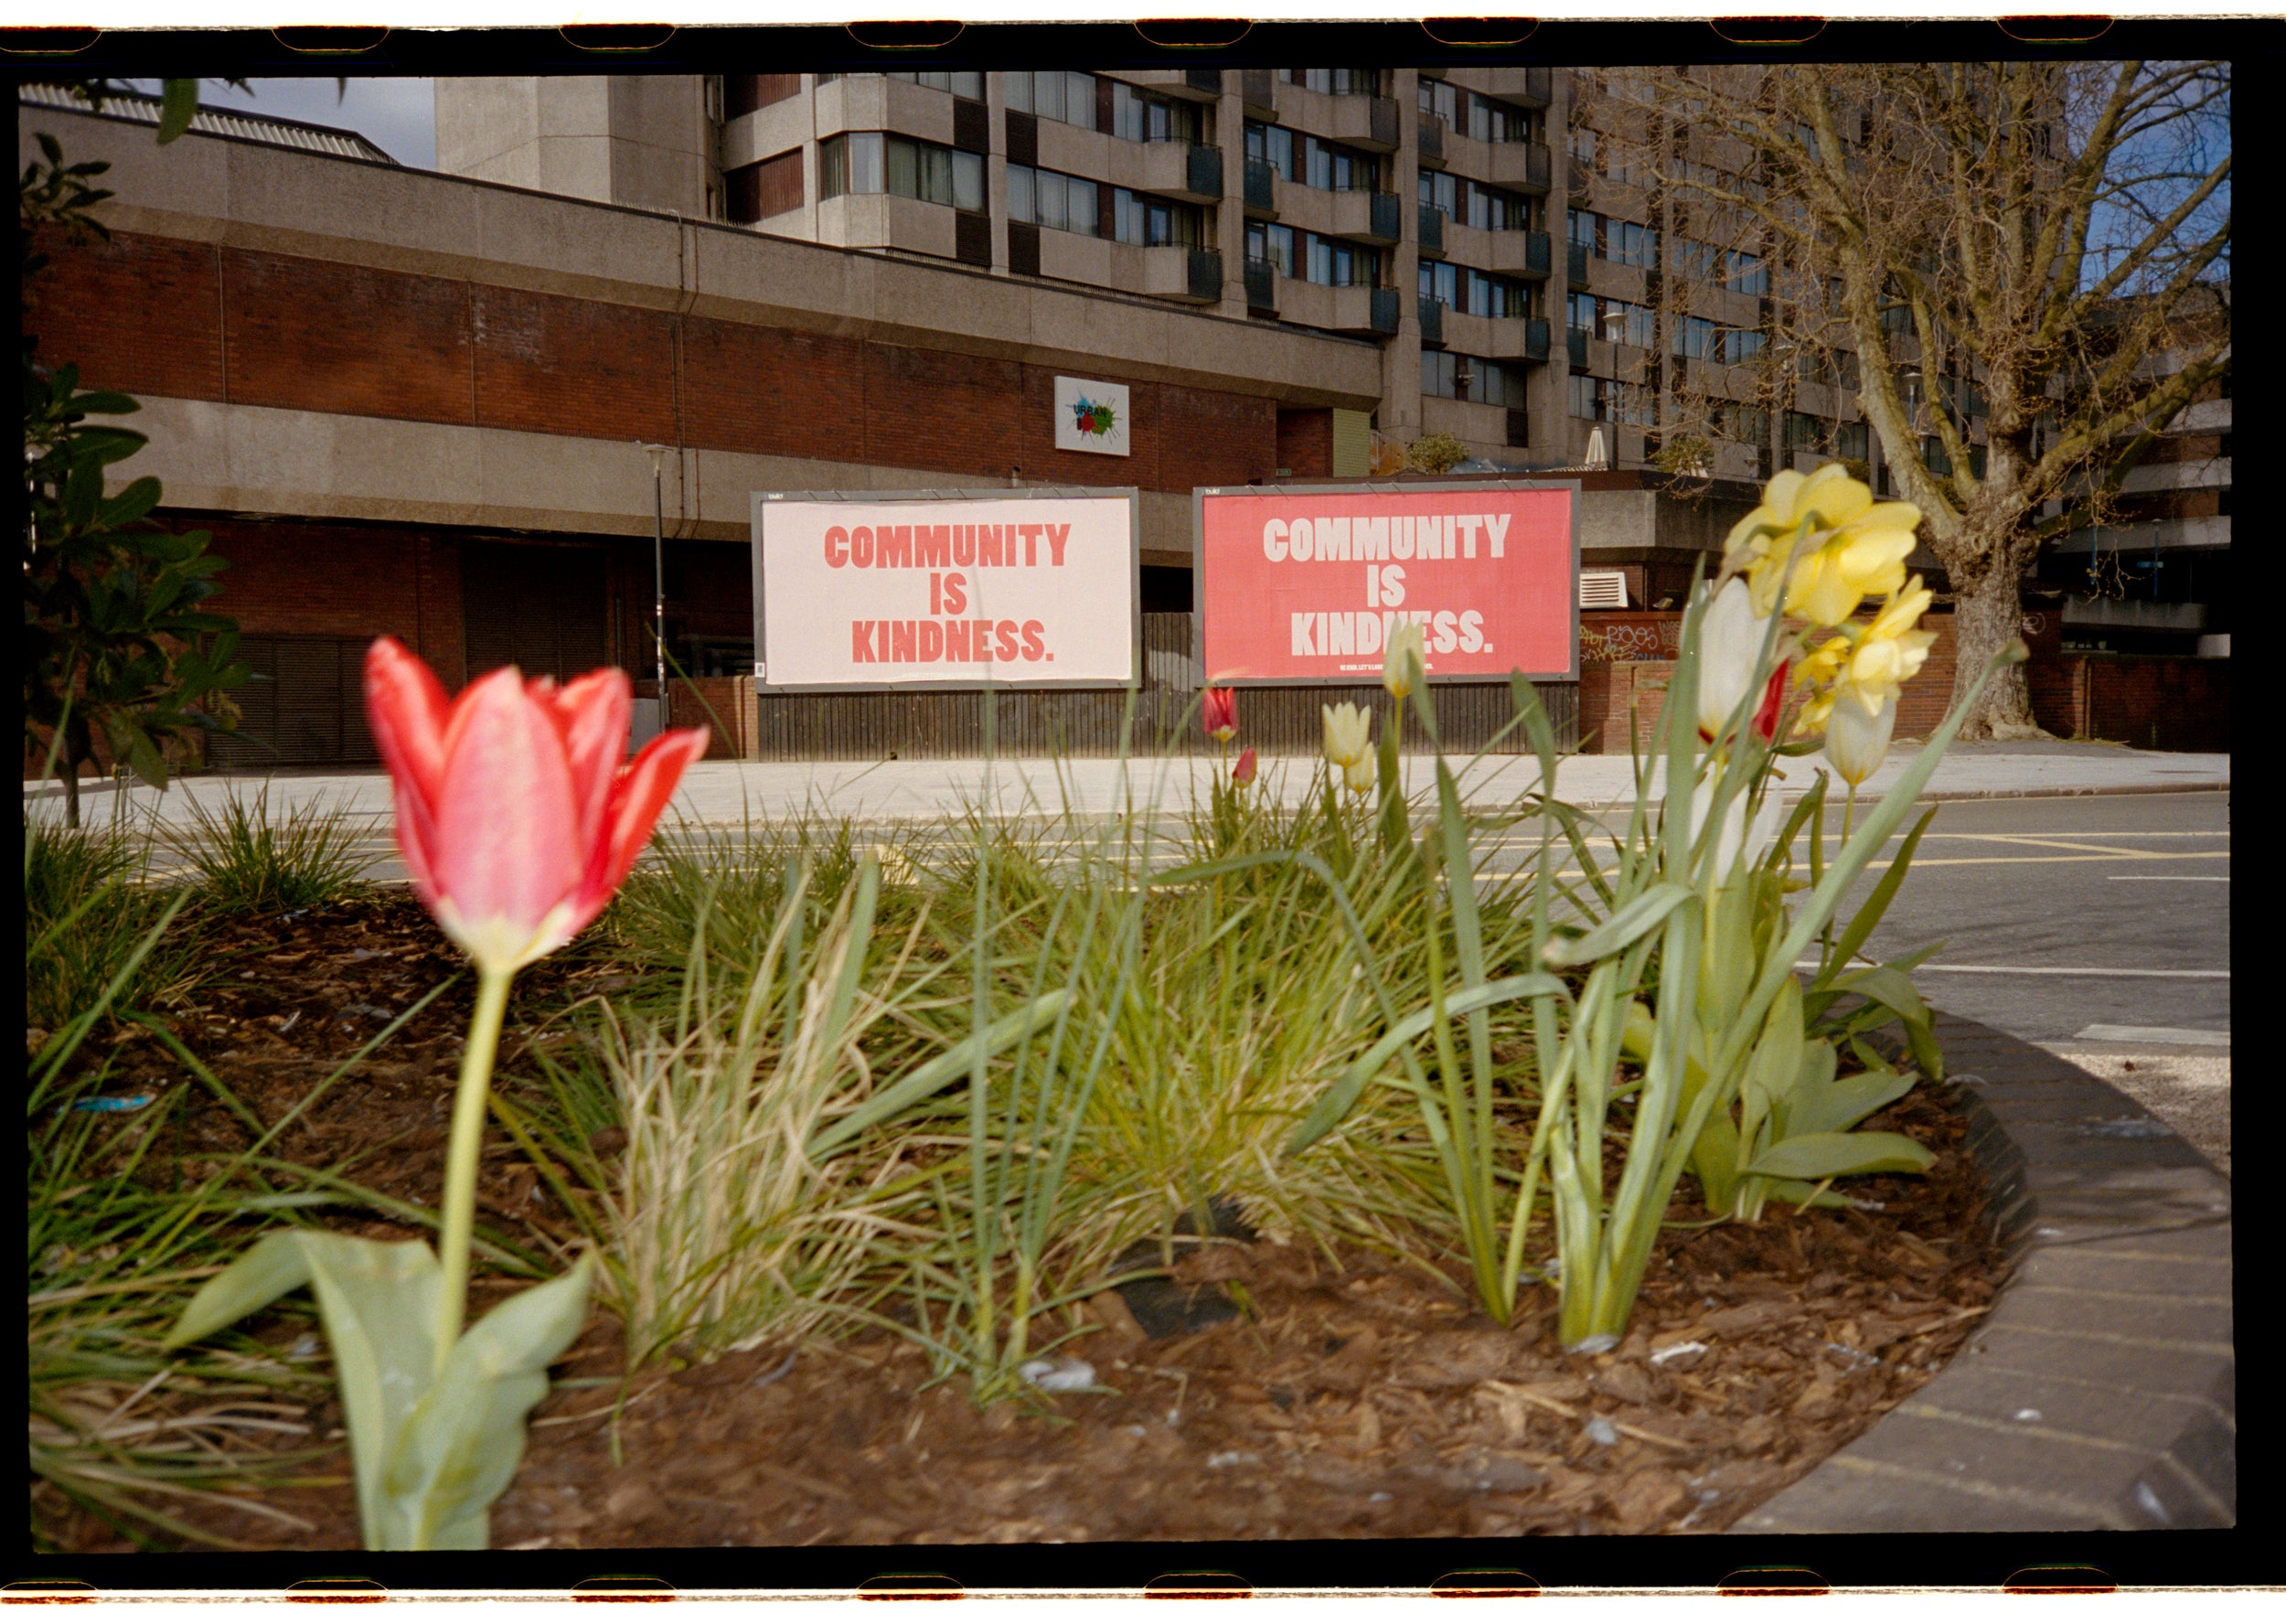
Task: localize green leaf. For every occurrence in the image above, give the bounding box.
[1832,963,1929,1028]
[380,1254,594,1550]
[1287,970,1569,1154]
[162,1230,318,1349]
[1825,806,1938,974]
[1744,1130,1934,1181]
[806,988,1074,1159]
[1544,881,1691,967]
[1782,1067,1916,1140]
[157,79,201,144]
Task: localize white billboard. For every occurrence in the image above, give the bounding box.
[1054,376,1131,456]
[753,489,1139,689]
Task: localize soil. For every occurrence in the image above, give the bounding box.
[32,896,2014,1551]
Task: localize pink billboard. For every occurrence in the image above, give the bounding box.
[1195,482,1578,683]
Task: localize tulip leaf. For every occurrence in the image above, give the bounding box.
[379,1253,594,1550]
[1544,881,1692,967]
[1781,1067,1916,1141]
[162,1230,320,1350]
[1743,1130,1934,1181]
[1287,971,1568,1154]
[1831,963,1930,1028]
[1824,805,1938,975]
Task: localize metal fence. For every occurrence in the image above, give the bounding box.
[746,614,1579,760]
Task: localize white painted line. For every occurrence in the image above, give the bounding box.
[2109,875,2230,882]
[2073,1024,2232,1048]
[1795,962,2227,979]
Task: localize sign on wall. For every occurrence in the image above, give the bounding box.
[1054,376,1131,457]
[1194,482,1578,683]
[753,490,1138,689]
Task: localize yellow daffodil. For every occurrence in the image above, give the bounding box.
[1790,634,1851,736]
[1722,463,1922,626]
[1321,701,1373,774]
[1836,577,1938,716]
[1383,619,1426,700]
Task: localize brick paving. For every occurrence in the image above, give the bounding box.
[1741,1011,2234,1532]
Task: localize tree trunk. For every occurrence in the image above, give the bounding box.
[1939,535,2045,741]
[60,762,80,828]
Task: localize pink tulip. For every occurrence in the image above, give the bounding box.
[1202,687,1239,743]
[1232,747,1258,786]
[364,638,710,976]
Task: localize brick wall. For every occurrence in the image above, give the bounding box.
[668,676,758,759]
[1277,409,1335,478]
[2030,655,2230,753]
[27,228,1281,497]
[197,519,467,689]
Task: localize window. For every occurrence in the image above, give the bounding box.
[1607,219,1658,267]
[1111,81,1204,144]
[1677,238,1722,283]
[1568,208,1600,248]
[1419,258,1458,306]
[1304,232,1380,287]
[1246,219,1297,276]
[1567,126,1597,167]
[1418,79,1458,123]
[1786,411,1826,452]
[1467,92,1536,144]
[1007,163,1098,235]
[1598,299,1654,347]
[1569,372,1619,422]
[1461,179,1535,231]
[822,133,983,211]
[1006,70,1097,130]
[1565,290,1597,332]
[1419,168,1457,213]
[1284,68,1380,95]
[1923,435,1952,475]
[1244,120,1296,179]
[1113,187,1203,247]
[1464,267,1533,319]
[1722,402,1769,445]
[1673,315,1715,359]
[1303,135,1378,192]
[1427,351,1528,408]
[888,69,984,100]
[1718,328,1765,365]
[1726,251,1768,295]
[1836,421,1870,462]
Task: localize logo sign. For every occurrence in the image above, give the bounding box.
[753,490,1138,689]
[1054,376,1130,457]
[1195,482,1577,682]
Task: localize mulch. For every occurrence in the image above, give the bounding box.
[32,896,2013,1551]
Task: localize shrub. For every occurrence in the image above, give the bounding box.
[169,783,379,914]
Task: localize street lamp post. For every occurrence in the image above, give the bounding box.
[637,442,670,739]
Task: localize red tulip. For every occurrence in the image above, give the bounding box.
[1202,687,1238,743]
[1232,747,1258,786]
[1752,658,1791,744]
[364,638,710,976]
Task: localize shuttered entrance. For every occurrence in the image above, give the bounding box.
[208,635,379,768]
[460,541,611,684]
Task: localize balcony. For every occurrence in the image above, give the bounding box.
[1523,317,1550,361]
[1273,276,1400,337]
[1241,69,1276,117]
[1418,294,1445,346]
[1106,69,1222,102]
[1183,142,1225,201]
[1130,243,1222,303]
[1507,229,1553,277]
[1277,181,1403,243]
[1567,241,1589,285]
[1244,255,1277,311]
[1418,112,1446,166]
[1244,156,1278,214]
[1444,309,1543,362]
[1566,326,1588,367]
[1417,202,1445,255]
[1367,188,1403,243]
[1187,67,1223,96]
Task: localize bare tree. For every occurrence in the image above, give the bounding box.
[1600,59,2228,737]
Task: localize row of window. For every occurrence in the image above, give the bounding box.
[1568,209,1660,268]
[1674,239,1768,295]
[1416,79,1541,144]
[1007,164,1209,247]
[1247,220,1386,288]
[1416,170,1541,232]
[1423,350,1532,410]
[1672,315,1768,365]
[1282,68,1383,96]
[1244,122,1383,193]
[819,132,985,213]
[1421,260,1537,320]
[1002,71,1210,145]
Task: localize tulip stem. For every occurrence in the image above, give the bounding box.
[1842,783,1860,844]
[433,964,516,1375]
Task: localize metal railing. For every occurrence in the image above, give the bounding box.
[1418,294,1445,346]
[1188,248,1223,303]
[1244,157,1278,212]
[1186,143,1224,199]
[1244,255,1277,309]
[1417,202,1445,254]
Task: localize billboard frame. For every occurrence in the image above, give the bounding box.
[1190,478,1584,686]
[752,486,1143,695]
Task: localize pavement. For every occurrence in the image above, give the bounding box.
[24,736,2232,832]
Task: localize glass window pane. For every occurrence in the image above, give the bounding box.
[1039,172,1066,231]
[884,137,916,199]
[853,132,885,194]
[1069,72,1095,128]
[1009,164,1034,223]
[953,71,982,101]
[1007,72,1032,113]
[954,150,983,213]
[1070,177,1097,234]
[1036,71,1063,123]
[821,135,845,199]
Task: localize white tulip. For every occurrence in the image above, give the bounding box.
[1682,775,1787,881]
[1383,619,1426,700]
[1823,690,1896,787]
[1320,701,1373,770]
[1694,577,1775,740]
